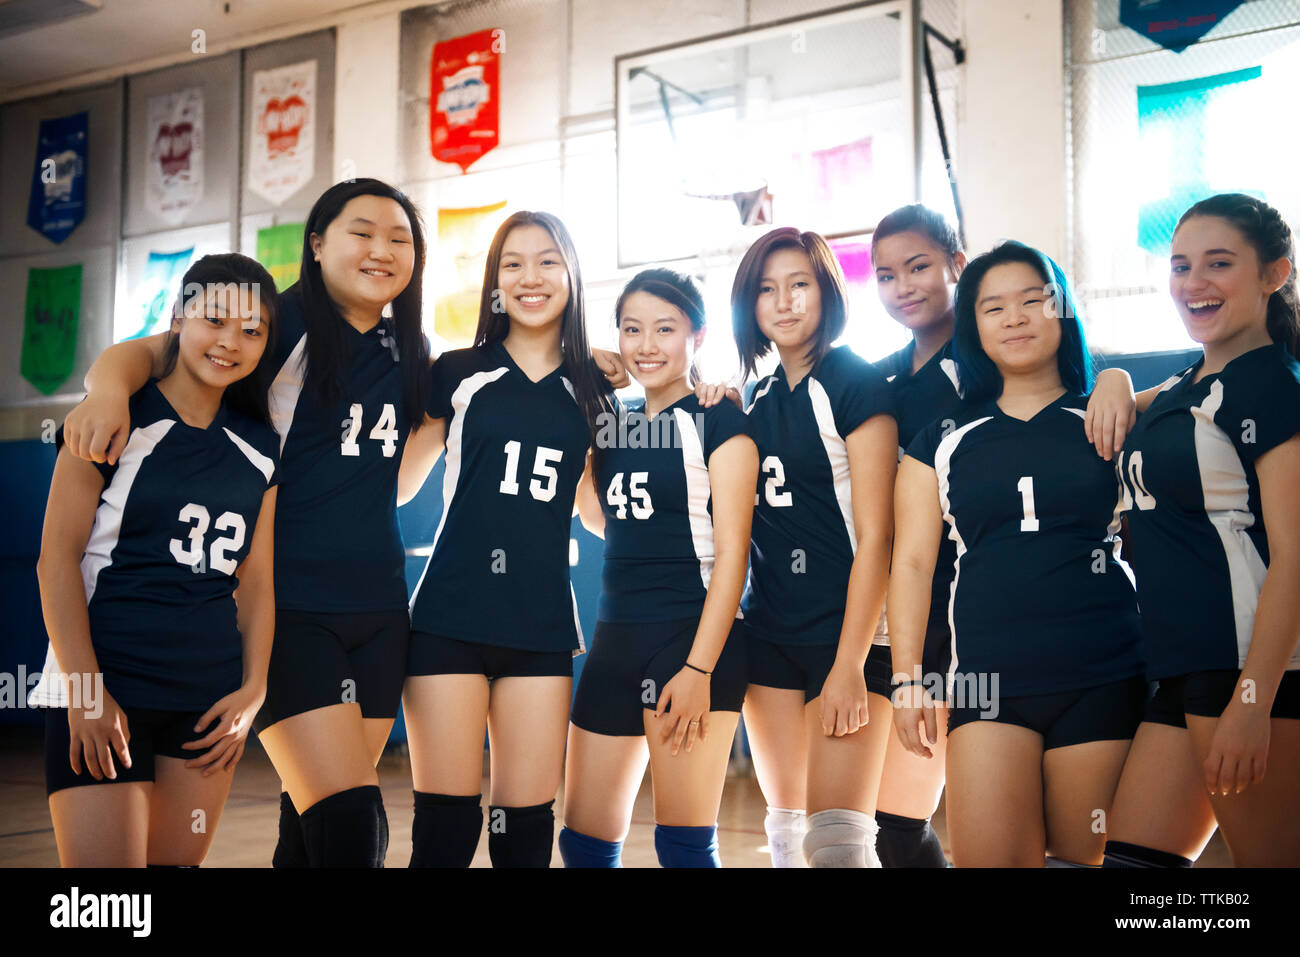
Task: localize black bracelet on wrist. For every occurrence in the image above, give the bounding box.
[684,662,711,677]
[891,678,923,692]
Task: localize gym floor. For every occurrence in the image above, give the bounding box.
[0,725,1231,868]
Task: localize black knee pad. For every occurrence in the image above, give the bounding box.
[299,785,386,868]
[875,811,949,868]
[1102,840,1194,868]
[409,791,483,868]
[273,791,309,869]
[487,800,555,868]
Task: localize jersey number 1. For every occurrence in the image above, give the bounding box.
[1017,476,1039,532]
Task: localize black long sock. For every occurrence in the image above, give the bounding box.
[409,791,483,868]
[272,791,309,869]
[487,800,555,868]
[299,785,385,868]
[875,810,949,868]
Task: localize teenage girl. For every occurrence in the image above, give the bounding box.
[63,179,432,867]
[397,211,616,867]
[1103,193,1300,868]
[890,241,1146,867]
[30,254,279,867]
[734,226,898,867]
[870,205,1139,866]
[558,268,758,867]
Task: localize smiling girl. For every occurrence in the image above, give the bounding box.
[30,254,279,867]
[398,211,614,867]
[62,179,433,867]
[890,241,1146,867]
[1103,194,1300,867]
[558,268,757,867]
[734,227,898,867]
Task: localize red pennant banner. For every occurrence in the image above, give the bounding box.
[430,28,501,173]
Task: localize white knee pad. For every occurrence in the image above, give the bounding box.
[803,809,880,868]
[763,807,808,869]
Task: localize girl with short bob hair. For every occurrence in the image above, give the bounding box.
[732,225,899,867]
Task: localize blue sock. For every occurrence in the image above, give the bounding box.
[558,826,623,868]
[654,824,720,868]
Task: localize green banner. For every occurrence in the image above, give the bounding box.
[256,222,304,292]
[21,264,82,396]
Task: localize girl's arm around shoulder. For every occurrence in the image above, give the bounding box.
[185,485,277,775]
[575,451,605,538]
[65,333,168,466]
[398,415,447,507]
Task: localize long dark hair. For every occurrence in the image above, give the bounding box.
[164,253,279,425]
[1176,193,1299,358]
[291,178,430,428]
[474,210,611,433]
[615,268,706,387]
[731,226,848,383]
[953,241,1094,404]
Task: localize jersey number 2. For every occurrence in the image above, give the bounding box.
[169,503,246,574]
[500,441,563,502]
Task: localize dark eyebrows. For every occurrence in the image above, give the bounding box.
[502,248,561,259]
[978,285,1042,308]
[903,253,931,265]
[759,270,814,283]
[1171,248,1237,262]
[347,217,411,234]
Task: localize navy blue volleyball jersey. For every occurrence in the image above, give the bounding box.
[1119,343,1300,680]
[875,338,964,641]
[266,288,412,612]
[595,393,752,623]
[905,392,1144,698]
[741,345,895,646]
[29,381,278,711]
[408,341,594,652]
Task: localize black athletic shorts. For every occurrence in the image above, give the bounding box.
[408,631,573,680]
[44,706,213,795]
[746,627,894,703]
[1145,669,1300,728]
[254,608,410,731]
[946,674,1148,750]
[571,617,747,736]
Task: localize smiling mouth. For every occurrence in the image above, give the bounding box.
[1186,298,1223,318]
[517,294,549,306]
[361,268,393,278]
[635,360,665,372]
[205,354,236,369]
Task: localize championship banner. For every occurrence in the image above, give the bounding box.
[21,264,83,396]
[145,88,204,224]
[256,222,305,292]
[118,247,194,343]
[430,29,501,173]
[434,201,509,346]
[26,111,88,245]
[249,60,316,206]
[1119,0,1244,54]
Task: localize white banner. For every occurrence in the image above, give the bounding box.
[145,88,204,224]
[248,59,316,206]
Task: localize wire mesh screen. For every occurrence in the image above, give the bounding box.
[1066,0,1300,354]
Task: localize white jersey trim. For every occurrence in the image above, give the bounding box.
[934,416,993,698]
[408,366,509,611]
[222,427,276,484]
[1192,380,1270,668]
[674,407,715,594]
[806,376,857,556]
[28,418,175,708]
[268,333,308,454]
